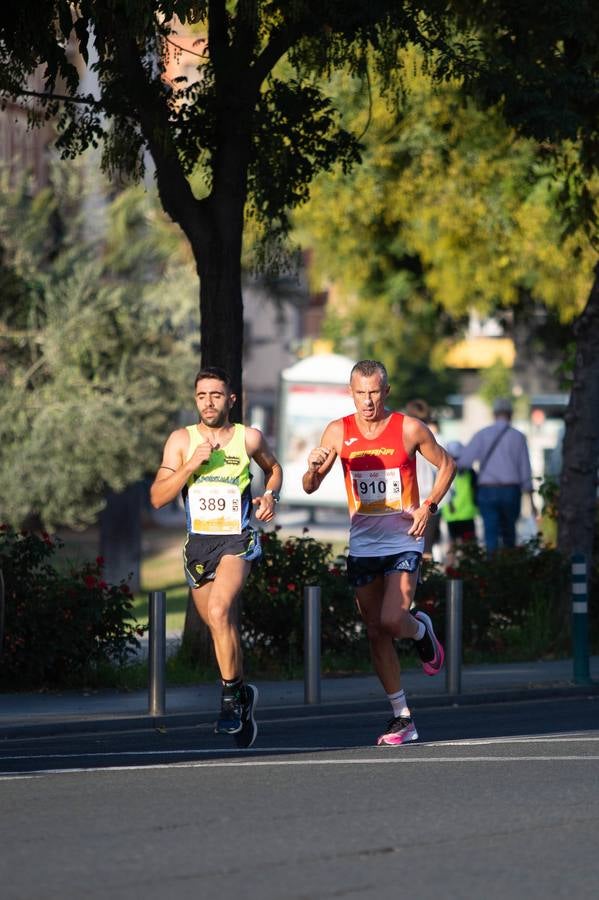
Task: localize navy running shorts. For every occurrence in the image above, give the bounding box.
[183,529,262,588]
[346,550,422,587]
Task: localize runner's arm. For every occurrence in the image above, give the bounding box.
[247,429,283,522]
[403,417,456,537]
[150,430,197,509]
[302,420,342,494]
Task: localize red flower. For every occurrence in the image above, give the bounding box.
[84,575,97,589]
[98,580,108,590]
[96,556,105,567]
[287,582,296,591]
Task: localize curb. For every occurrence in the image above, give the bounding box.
[1,681,598,742]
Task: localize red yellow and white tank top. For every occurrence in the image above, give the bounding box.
[339,412,424,556]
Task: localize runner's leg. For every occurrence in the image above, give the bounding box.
[191,555,251,680]
[355,576,402,694]
[379,570,420,640]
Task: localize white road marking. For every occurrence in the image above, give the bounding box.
[1,733,597,765]
[0,747,342,762]
[424,734,599,747]
[2,754,599,780]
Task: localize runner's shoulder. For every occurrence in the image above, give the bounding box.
[243,424,266,455]
[169,425,192,446]
[323,417,345,449]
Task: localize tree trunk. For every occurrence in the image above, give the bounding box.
[557,263,599,588]
[193,197,246,422]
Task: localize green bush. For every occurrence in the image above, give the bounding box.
[0,525,145,687]
[438,538,568,659]
[242,529,366,674]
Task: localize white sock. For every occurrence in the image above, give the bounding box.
[387,689,410,719]
[414,620,426,641]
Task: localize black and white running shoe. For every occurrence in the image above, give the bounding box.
[234,683,258,749]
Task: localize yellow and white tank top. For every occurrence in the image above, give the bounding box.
[183,424,253,535]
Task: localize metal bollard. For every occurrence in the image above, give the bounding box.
[445,579,463,696]
[571,554,591,684]
[0,569,4,660]
[148,590,166,716]
[304,585,321,704]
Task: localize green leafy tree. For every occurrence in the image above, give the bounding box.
[0,1,474,418]
[0,165,197,529]
[293,49,594,407]
[445,0,599,574]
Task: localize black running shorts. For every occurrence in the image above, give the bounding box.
[346,550,422,587]
[183,529,262,588]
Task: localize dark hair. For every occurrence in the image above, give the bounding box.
[350,359,388,386]
[194,366,233,391]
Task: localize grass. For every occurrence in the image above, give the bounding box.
[133,527,189,634]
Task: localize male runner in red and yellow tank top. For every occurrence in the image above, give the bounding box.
[303,360,455,746]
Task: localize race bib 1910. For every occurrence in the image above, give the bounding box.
[188,481,242,534]
[351,467,403,515]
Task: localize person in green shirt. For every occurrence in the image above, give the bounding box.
[441,441,478,567]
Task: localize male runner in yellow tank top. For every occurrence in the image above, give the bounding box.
[303,360,455,746]
[151,367,282,748]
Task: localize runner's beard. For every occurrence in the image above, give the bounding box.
[199,409,228,428]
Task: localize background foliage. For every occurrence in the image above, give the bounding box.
[292,47,597,406]
[241,529,366,675]
[2,524,597,688]
[0,163,198,529]
[0,526,144,687]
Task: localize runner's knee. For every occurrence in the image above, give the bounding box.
[205,596,235,631]
[380,605,412,637]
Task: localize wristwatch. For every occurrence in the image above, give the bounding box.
[264,489,280,503]
[423,498,438,514]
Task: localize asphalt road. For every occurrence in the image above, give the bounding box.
[2,696,599,900]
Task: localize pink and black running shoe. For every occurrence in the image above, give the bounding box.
[414,610,445,675]
[377,716,419,746]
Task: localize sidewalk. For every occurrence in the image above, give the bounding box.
[1,656,598,740]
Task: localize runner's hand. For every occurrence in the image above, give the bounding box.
[189,439,218,469]
[253,493,276,523]
[408,505,430,537]
[307,446,333,472]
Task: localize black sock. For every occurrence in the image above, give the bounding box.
[222,677,243,695]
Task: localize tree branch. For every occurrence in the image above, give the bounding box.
[3,87,102,109]
[96,12,207,246]
[250,21,307,90]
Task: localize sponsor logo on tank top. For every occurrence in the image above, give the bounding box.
[349,447,395,459]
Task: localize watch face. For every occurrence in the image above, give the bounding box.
[427,501,438,514]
